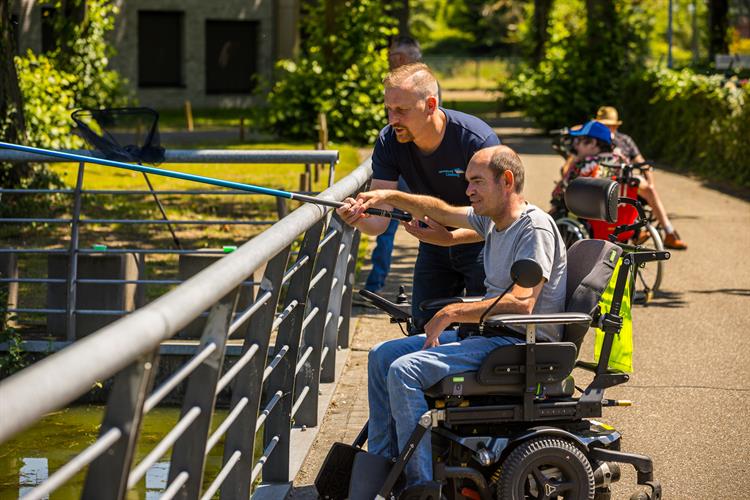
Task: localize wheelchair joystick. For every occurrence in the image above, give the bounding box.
[396,286,408,304]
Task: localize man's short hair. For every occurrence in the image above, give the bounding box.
[383,62,439,99]
[488,147,525,193]
[390,35,422,61]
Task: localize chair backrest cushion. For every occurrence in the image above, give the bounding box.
[564,239,623,348]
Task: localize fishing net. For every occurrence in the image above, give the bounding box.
[71,107,165,164]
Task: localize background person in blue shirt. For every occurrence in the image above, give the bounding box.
[338,62,500,331]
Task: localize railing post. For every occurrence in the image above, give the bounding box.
[66,162,85,340]
[220,245,294,498]
[337,228,360,349]
[258,220,326,485]
[320,217,354,383]
[82,351,159,499]
[167,290,239,499]
[292,221,343,429]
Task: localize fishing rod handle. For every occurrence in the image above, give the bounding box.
[364,208,413,222]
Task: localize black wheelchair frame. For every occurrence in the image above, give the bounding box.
[316,178,670,500]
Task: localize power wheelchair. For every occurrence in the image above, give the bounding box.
[316,177,670,500]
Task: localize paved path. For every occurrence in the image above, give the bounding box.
[291,127,750,499]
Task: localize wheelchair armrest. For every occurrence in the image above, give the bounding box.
[419,296,483,311]
[485,312,592,328]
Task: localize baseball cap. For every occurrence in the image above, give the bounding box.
[569,120,612,145]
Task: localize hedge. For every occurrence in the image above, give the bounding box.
[618,69,749,189]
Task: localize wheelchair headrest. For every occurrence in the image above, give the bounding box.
[564,178,618,223]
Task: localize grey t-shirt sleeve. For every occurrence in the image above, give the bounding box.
[466,206,489,237]
[513,224,557,281]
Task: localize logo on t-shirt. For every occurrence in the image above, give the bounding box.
[438,168,465,178]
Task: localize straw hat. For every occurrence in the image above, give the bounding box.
[595,106,622,126]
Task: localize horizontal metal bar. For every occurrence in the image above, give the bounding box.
[262,345,289,383]
[324,311,333,328]
[255,390,283,433]
[318,229,338,249]
[1,218,72,224]
[144,342,217,413]
[0,188,323,196]
[0,248,232,255]
[0,148,339,164]
[0,249,68,254]
[127,406,202,488]
[228,290,273,336]
[22,427,122,500]
[320,346,330,367]
[200,450,242,500]
[0,278,66,284]
[295,346,314,376]
[160,471,190,500]
[309,269,327,289]
[216,343,259,395]
[206,397,249,454]
[281,255,310,285]
[251,435,280,484]
[290,386,310,419]
[301,307,319,331]
[271,300,299,332]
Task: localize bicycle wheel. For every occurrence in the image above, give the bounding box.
[633,224,664,298]
[556,218,589,250]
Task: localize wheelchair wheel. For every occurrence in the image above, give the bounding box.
[497,437,595,500]
[556,218,589,250]
[633,224,664,299]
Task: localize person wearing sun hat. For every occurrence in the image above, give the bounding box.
[549,120,623,215]
[596,106,687,250]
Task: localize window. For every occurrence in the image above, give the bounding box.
[138,11,183,87]
[205,20,259,94]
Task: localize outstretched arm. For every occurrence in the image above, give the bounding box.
[335,179,397,236]
[403,217,483,246]
[355,189,474,230]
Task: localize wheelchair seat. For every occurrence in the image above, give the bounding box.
[425,238,623,399]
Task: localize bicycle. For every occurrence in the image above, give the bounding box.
[555,161,665,303]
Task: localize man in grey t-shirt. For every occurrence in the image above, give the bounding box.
[339,145,567,486]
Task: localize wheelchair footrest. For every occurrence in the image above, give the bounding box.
[315,442,362,499]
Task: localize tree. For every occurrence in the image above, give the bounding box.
[530,0,553,64]
[708,0,729,61]
[0,0,31,187]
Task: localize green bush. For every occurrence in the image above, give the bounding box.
[264,0,395,144]
[619,69,749,188]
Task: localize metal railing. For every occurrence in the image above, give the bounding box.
[0,152,370,499]
[0,149,338,342]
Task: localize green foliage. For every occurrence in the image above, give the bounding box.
[0,290,27,377]
[619,69,749,188]
[503,0,651,129]
[265,0,395,144]
[3,0,127,192]
[14,53,82,150]
[49,0,128,110]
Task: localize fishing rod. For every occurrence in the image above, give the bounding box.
[0,141,412,222]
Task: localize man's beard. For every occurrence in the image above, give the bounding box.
[393,126,414,143]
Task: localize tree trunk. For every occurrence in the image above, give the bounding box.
[708,0,729,62]
[395,0,409,37]
[0,0,30,186]
[585,0,617,52]
[531,0,553,65]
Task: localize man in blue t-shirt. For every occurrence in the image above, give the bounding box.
[338,62,500,330]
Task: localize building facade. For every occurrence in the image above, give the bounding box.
[14,0,300,108]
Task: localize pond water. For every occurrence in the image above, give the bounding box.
[0,406,229,499]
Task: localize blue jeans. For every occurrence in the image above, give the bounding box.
[412,242,486,332]
[364,217,399,292]
[367,331,522,485]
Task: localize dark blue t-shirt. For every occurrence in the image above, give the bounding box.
[372,108,500,206]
